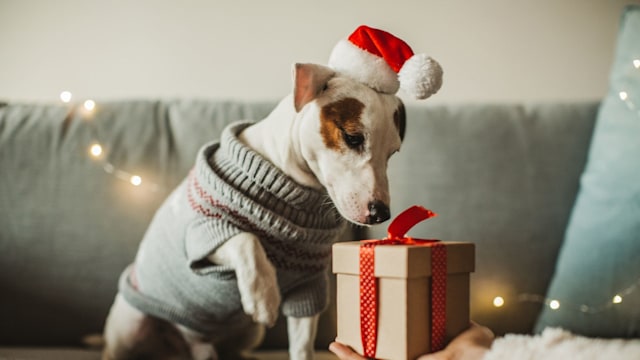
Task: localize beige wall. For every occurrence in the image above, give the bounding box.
[1,0,637,104]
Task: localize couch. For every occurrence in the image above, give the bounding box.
[1,5,639,359]
[0,98,596,359]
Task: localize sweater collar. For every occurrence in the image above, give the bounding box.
[220,122,328,206]
[195,122,342,228]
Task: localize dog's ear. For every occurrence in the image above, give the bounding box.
[293,63,335,112]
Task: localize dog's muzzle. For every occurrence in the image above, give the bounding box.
[366,201,391,224]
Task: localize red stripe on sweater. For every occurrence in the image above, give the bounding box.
[186,171,331,272]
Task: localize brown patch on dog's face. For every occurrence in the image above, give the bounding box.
[320,97,365,152]
[394,101,406,141]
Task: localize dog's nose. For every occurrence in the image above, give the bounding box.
[366,201,390,224]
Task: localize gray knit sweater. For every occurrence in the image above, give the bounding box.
[120,122,346,334]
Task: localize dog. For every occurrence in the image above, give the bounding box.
[103,25,441,360]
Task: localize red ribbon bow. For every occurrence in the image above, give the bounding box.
[359,205,447,358]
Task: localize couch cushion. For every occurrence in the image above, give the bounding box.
[535,5,640,337]
[365,102,599,335]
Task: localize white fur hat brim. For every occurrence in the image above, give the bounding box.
[328,39,400,95]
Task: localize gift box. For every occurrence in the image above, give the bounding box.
[332,206,475,360]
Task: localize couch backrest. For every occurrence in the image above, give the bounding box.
[0,100,598,347]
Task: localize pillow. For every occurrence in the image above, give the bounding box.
[535,5,640,338]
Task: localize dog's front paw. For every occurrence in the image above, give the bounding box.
[238,261,281,327]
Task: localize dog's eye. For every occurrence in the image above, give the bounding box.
[342,132,365,149]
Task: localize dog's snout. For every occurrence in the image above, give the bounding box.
[366,201,390,225]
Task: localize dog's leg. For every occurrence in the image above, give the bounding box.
[287,315,319,360]
[208,232,281,327]
[102,294,190,360]
[102,294,138,360]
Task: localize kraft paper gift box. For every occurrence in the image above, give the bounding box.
[332,206,475,360]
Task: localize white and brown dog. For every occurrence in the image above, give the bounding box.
[103,25,442,360]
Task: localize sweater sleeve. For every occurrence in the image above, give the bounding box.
[281,272,330,318]
[184,217,242,275]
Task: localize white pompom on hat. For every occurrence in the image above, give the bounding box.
[328,25,443,100]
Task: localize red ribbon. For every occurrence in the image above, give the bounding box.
[359,206,447,358]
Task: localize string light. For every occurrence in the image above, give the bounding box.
[60,93,162,192]
[491,277,639,314]
[83,99,96,111]
[491,57,639,313]
[130,175,142,187]
[548,300,560,310]
[618,59,640,111]
[60,91,72,103]
[619,91,628,101]
[89,143,103,158]
[64,57,638,197]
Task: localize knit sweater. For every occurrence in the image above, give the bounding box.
[120,122,346,334]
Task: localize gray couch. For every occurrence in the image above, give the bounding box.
[0,99,599,358]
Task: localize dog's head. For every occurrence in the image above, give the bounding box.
[293,63,405,226]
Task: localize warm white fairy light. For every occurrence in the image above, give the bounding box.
[548,300,560,310]
[60,91,72,103]
[619,91,628,101]
[89,143,103,158]
[492,296,505,308]
[634,59,640,69]
[613,295,623,304]
[130,175,142,186]
[84,99,96,111]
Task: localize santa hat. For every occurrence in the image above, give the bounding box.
[328,25,443,100]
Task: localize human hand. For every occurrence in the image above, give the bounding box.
[418,322,494,360]
[328,322,494,360]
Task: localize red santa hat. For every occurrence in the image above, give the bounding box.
[328,25,443,100]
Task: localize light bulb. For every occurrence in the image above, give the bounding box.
[60,91,72,103]
[130,175,142,186]
[89,143,103,157]
[492,296,505,308]
[613,295,622,304]
[549,300,560,310]
[84,99,96,111]
[619,91,628,101]
[634,59,640,69]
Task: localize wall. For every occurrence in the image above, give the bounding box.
[1,0,637,104]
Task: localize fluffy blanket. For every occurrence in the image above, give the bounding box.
[485,328,640,360]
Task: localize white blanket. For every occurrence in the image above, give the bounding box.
[485,328,640,360]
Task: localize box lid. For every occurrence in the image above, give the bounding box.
[332,241,475,279]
